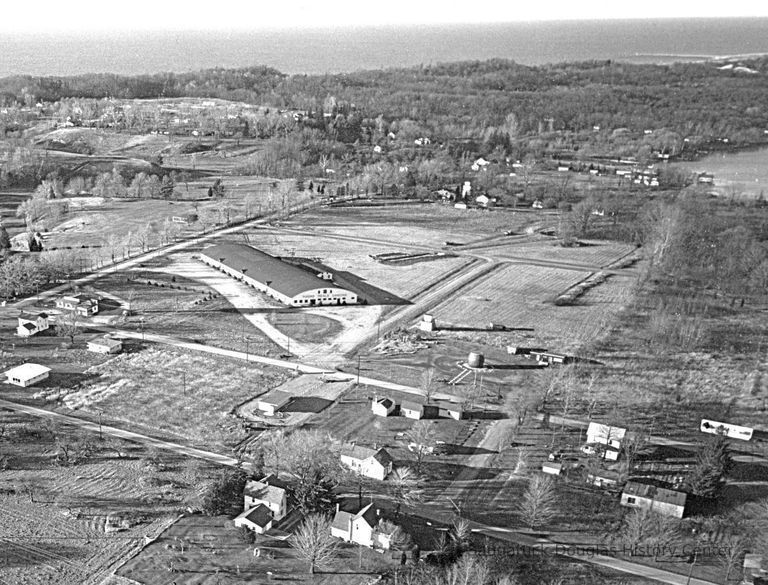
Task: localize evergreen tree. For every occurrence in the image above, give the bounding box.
[0,223,10,251]
[687,435,732,498]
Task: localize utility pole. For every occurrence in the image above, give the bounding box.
[357,354,362,385]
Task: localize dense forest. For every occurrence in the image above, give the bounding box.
[3,58,768,157]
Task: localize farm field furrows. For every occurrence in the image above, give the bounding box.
[229,230,471,300]
[432,264,637,353]
[0,412,185,585]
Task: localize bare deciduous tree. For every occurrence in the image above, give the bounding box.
[420,368,438,404]
[290,514,339,574]
[518,475,557,530]
[388,466,423,518]
[55,310,81,345]
[406,421,438,474]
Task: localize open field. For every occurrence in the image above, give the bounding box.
[0,410,207,585]
[29,347,290,449]
[431,264,638,354]
[492,239,638,267]
[118,514,397,585]
[292,202,542,247]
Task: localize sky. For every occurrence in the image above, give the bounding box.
[3,0,768,32]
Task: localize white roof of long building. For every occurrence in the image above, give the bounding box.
[4,363,51,380]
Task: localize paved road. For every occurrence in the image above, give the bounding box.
[105,328,459,401]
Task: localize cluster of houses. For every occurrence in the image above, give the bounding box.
[234,466,400,550]
[4,292,124,389]
[372,395,463,421]
[542,421,688,518]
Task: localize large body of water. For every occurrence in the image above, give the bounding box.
[2,18,768,77]
[675,147,768,199]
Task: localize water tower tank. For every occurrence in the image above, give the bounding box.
[467,352,484,368]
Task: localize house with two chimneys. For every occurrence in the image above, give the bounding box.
[17,312,49,337]
[234,474,289,534]
[330,502,399,549]
[340,445,394,481]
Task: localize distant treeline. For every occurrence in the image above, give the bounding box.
[4,58,768,153]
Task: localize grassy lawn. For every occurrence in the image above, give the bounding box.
[118,514,398,585]
[266,311,344,343]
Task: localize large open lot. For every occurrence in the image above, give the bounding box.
[29,346,290,449]
[0,409,212,585]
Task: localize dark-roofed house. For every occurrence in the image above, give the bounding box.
[620,480,687,518]
[371,396,395,417]
[244,476,288,520]
[17,312,49,337]
[331,503,381,548]
[340,445,394,481]
[234,503,273,534]
[199,243,358,307]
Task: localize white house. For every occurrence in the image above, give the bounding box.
[234,504,273,534]
[401,401,425,420]
[256,391,292,416]
[55,294,99,316]
[475,194,491,208]
[371,397,396,417]
[243,475,288,520]
[331,503,395,549]
[4,363,51,387]
[620,481,687,518]
[87,335,123,354]
[17,312,49,337]
[586,422,626,450]
[340,445,394,481]
[454,202,467,210]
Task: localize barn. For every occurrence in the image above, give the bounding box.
[199,244,358,307]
